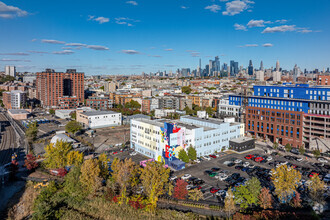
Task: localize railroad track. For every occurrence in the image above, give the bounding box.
[0,113,16,166]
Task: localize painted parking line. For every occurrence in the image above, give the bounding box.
[204,194,215,200]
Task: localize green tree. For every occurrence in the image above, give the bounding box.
[224,188,236,217]
[187,146,197,161]
[188,188,204,201]
[25,122,38,144]
[298,145,305,155]
[124,100,141,110]
[271,164,301,203]
[312,149,321,158]
[285,143,292,152]
[181,86,192,94]
[100,86,104,91]
[205,106,214,117]
[65,120,82,135]
[43,140,73,169]
[63,166,87,202]
[70,111,76,120]
[183,106,194,115]
[273,142,279,150]
[49,109,55,115]
[178,149,189,163]
[140,161,170,212]
[233,177,261,209]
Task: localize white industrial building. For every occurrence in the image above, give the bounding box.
[55,109,74,119]
[77,110,122,129]
[10,90,26,109]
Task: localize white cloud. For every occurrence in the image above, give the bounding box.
[234,23,247,31]
[0,1,28,19]
[164,48,174,51]
[0,58,30,62]
[181,6,188,9]
[52,50,74,55]
[121,50,140,54]
[0,52,29,56]
[126,1,138,6]
[262,25,296,33]
[88,15,109,24]
[222,0,254,16]
[239,44,258,47]
[275,19,288,24]
[65,43,87,47]
[115,17,139,26]
[28,50,49,54]
[42,39,65,44]
[263,43,273,47]
[151,55,162,58]
[86,45,109,50]
[247,19,270,27]
[205,4,221,13]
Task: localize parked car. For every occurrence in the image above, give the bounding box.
[318,158,328,163]
[181,174,192,180]
[266,156,273,161]
[290,148,299,155]
[194,159,201,163]
[186,185,194,190]
[210,187,220,194]
[203,155,211,161]
[234,159,242,164]
[209,154,217,159]
[130,151,137,156]
[296,157,303,162]
[211,167,221,172]
[216,174,228,181]
[216,190,226,197]
[193,178,205,185]
[245,154,255,160]
[227,162,235,167]
[254,157,264,162]
[243,162,250,167]
[235,165,243,170]
[204,170,213,175]
[169,176,177,181]
[209,172,217,177]
[231,173,240,180]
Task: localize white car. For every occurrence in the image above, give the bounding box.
[318,158,328,163]
[266,156,272,161]
[296,157,303,162]
[248,164,255,169]
[181,174,192,180]
[186,185,194,190]
[203,156,211,161]
[169,176,177,181]
[234,159,242,164]
[216,174,228,181]
[223,161,232,165]
[194,159,201,163]
[130,151,137,156]
[243,162,250,167]
[276,164,282,168]
[280,161,288,165]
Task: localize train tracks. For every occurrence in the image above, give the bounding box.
[0,113,16,166]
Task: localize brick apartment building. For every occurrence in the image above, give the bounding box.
[317,74,330,85]
[36,69,84,109]
[86,95,113,110]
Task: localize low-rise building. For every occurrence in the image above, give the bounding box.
[77,110,122,129]
[7,109,30,120]
[55,109,74,119]
[229,137,255,152]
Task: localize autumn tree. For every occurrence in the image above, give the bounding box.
[259,187,272,209]
[308,173,325,204]
[188,188,204,201]
[65,120,82,135]
[187,146,197,161]
[98,153,110,179]
[25,122,38,144]
[43,140,73,169]
[233,177,261,209]
[271,164,301,203]
[66,150,83,167]
[224,188,236,217]
[140,161,170,211]
[79,159,102,194]
[111,158,139,204]
[167,182,174,197]
[298,145,305,155]
[173,179,188,200]
[312,149,321,158]
[273,142,279,150]
[24,154,38,170]
[285,143,292,152]
[181,86,192,94]
[178,149,189,163]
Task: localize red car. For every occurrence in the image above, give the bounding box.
[113,152,118,155]
[309,172,319,178]
[210,187,220,194]
[209,155,217,158]
[254,157,264,162]
[245,154,254,160]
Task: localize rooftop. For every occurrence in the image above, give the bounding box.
[230,137,255,144]
[8,109,30,114]
[80,110,120,117]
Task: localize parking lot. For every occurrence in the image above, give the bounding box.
[173,148,329,203]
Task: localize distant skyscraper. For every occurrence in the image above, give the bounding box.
[248,60,254,76]
[230,60,239,76]
[5,66,16,77]
[276,60,280,72]
[293,64,300,82]
[260,61,264,71]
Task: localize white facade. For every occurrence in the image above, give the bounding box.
[218,99,241,117]
[79,111,122,129]
[197,111,208,118]
[10,90,26,109]
[154,109,176,118]
[55,109,74,119]
[256,70,265,81]
[5,66,16,77]
[273,71,281,82]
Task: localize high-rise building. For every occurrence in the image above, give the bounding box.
[230,60,239,76]
[276,60,280,72]
[3,90,27,109]
[260,61,264,71]
[36,69,84,109]
[248,60,254,76]
[5,66,16,77]
[293,64,300,82]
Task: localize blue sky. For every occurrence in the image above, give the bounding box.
[0,0,329,75]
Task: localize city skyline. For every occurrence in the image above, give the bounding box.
[0,0,329,74]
